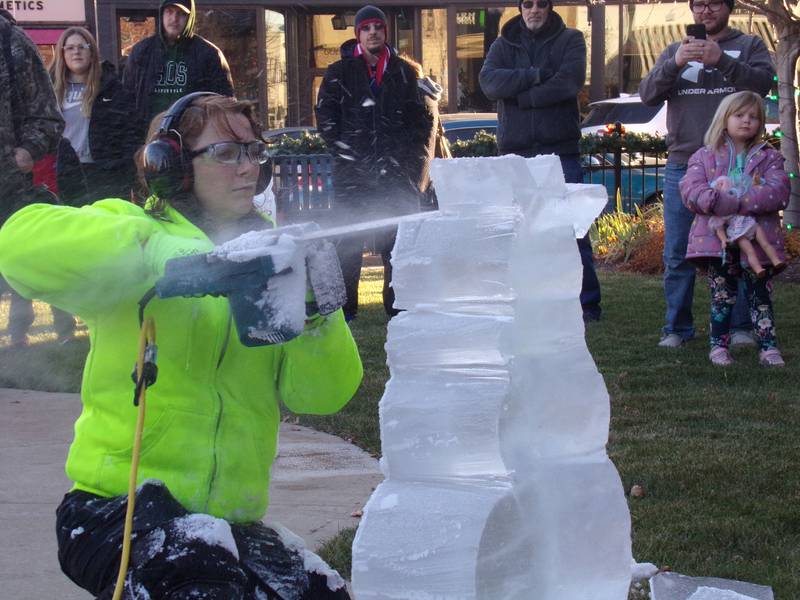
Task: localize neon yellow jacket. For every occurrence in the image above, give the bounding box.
[0,200,363,523]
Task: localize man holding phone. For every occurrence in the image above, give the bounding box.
[639,0,774,348]
[480,0,602,323]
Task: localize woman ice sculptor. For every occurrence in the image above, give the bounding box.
[0,93,362,599]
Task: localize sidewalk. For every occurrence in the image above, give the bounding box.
[0,388,382,599]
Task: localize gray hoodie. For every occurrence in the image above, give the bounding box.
[638,28,774,165]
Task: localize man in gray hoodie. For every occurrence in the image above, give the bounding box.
[639,0,774,348]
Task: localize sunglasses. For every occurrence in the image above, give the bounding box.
[189,141,270,166]
[521,1,549,9]
[359,22,385,32]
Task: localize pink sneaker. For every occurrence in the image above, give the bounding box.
[709,346,734,366]
[759,348,785,367]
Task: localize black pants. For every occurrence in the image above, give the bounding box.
[1,284,75,342]
[706,259,777,351]
[335,227,399,320]
[56,481,350,600]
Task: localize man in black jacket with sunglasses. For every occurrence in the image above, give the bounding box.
[479,0,601,323]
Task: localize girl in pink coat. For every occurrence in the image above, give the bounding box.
[679,90,789,368]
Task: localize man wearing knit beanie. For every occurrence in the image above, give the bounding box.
[317,4,441,321]
[354,5,388,35]
[639,0,774,349]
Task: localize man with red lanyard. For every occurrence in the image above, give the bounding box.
[316,5,440,321]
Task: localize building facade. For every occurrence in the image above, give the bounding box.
[93,0,778,131]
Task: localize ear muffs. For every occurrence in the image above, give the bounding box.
[142,91,221,199]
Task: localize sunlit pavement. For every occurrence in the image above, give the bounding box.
[0,388,382,598]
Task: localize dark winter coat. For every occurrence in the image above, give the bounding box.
[680,141,789,265]
[121,0,233,126]
[315,40,439,221]
[0,9,64,222]
[56,62,141,205]
[479,13,585,157]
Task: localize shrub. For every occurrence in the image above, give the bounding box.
[784,227,800,260]
[269,132,328,156]
[580,131,667,155]
[450,130,498,157]
[591,203,665,274]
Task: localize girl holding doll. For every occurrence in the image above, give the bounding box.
[679,90,789,367]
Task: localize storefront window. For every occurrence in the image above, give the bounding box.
[265,10,287,130]
[37,44,56,68]
[194,9,259,105]
[395,9,415,58]
[421,9,448,110]
[119,15,156,58]
[312,14,354,71]
[455,8,517,112]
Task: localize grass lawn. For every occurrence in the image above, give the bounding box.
[2,267,798,595]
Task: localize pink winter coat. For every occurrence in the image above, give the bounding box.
[680,140,789,265]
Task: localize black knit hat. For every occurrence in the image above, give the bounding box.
[354,5,388,31]
[689,0,734,10]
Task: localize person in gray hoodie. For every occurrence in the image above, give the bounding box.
[479,0,601,323]
[638,0,774,348]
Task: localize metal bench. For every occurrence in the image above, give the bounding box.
[272,154,334,224]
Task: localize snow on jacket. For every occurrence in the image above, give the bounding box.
[121,0,233,125]
[638,28,774,165]
[0,199,363,523]
[479,13,584,157]
[679,141,788,265]
[315,40,438,220]
[56,62,141,204]
[0,9,64,222]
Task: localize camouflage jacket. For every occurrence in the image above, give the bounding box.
[0,9,64,221]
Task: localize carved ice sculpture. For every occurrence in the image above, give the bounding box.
[351,155,633,599]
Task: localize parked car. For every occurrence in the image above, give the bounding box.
[583,153,664,213]
[581,95,667,137]
[440,112,497,143]
[581,94,780,137]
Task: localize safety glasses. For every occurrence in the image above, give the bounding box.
[63,43,91,53]
[521,1,549,9]
[189,141,270,166]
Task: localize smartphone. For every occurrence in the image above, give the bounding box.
[686,23,707,39]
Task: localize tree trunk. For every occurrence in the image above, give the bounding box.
[772,20,800,226]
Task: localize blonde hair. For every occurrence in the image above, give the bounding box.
[50,27,102,117]
[703,90,766,151]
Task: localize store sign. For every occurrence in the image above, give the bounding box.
[457,11,477,26]
[3,0,86,23]
[456,10,486,28]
